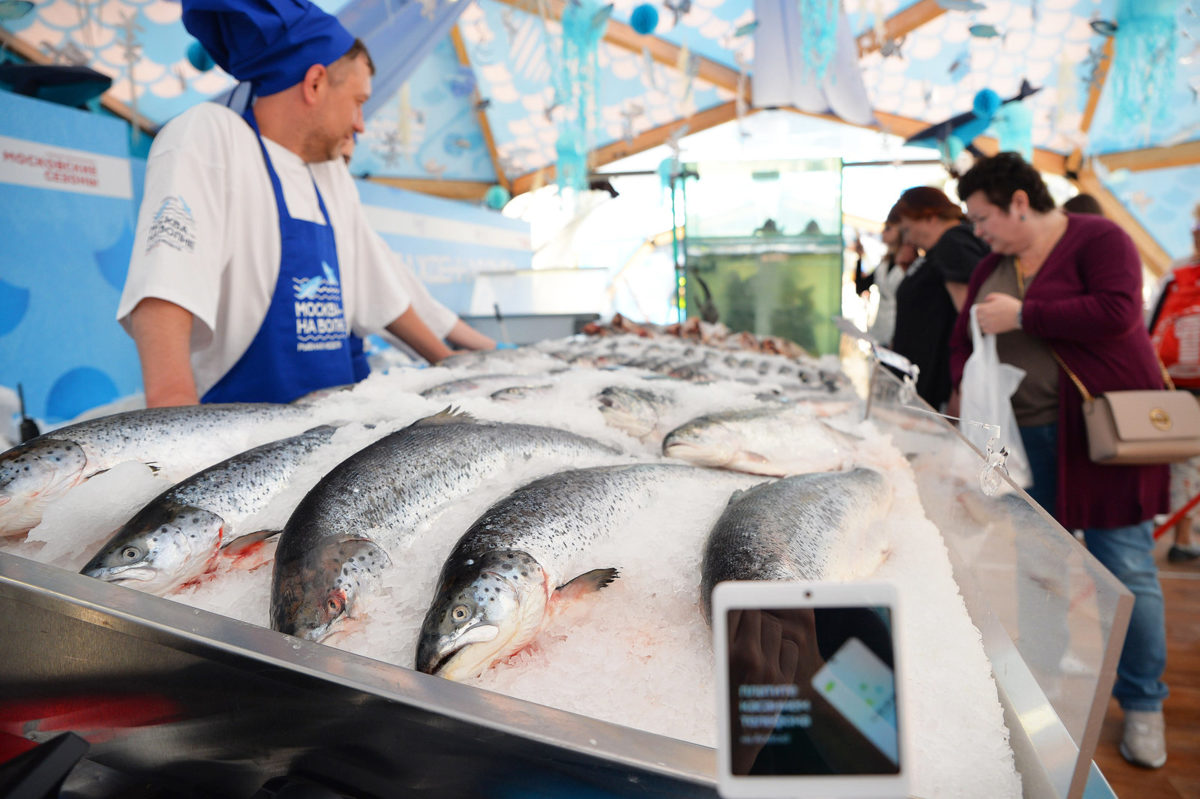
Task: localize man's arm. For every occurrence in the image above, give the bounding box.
[129,297,199,407]
[385,307,453,364]
[445,320,496,351]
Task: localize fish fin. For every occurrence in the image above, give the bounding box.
[217,529,280,572]
[220,528,280,553]
[554,567,619,602]
[412,407,477,426]
[725,479,775,506]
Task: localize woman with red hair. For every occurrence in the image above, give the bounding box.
[889,186,989,409]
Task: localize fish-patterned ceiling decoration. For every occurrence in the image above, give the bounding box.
[2,0,1197,256]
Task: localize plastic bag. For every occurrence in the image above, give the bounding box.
[959,306,1032,488]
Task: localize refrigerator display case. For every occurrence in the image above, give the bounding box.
[0,347,1129,799]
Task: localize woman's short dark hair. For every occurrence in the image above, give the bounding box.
[957,152,1055,213]
[892,186,964,222]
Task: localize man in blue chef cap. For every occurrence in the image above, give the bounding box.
[117,0,457,406]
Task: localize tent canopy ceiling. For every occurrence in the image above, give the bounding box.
[1,0,1197,263]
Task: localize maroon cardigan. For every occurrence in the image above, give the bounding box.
[949,213,1169,529]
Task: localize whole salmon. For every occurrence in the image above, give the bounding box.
[269,410,620,641]
[0,403,310,537]
[80,425,340,594]
[699,468,893,622]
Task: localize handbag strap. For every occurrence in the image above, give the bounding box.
[1013,257,1175,401]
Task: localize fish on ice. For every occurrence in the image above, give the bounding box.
[416,462,744,680]
[662,405,861,476]
[700,468,893,622]
[80,426,340,595]
[0,403,310,537]
[269,409,621,641]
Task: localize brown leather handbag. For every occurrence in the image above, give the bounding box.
[1015,256,1200,464]
[1057,354,1200,465]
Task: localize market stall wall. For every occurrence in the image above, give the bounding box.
[0,91,145,425]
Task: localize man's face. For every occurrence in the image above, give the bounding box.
[312,54,370,162]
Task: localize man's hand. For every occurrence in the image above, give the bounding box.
[129,298,199,407]
[385,306,453,364]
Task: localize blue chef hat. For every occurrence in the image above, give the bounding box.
[182,0,356,97]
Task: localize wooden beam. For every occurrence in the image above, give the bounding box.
[508,100,743,196]
[1096,140,1200,173]
[491,0,741,93]
[784,107,1068,175]
[0,27,159,136]
[1080,38,1115,136]
[449,25,508,191]
[590,100,743,172]
[363,176,492,202]
[1076,167,1172,277]
[856,0,946,58]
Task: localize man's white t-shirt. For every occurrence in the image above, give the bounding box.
[118,102,413,397]
[358,225,458,339]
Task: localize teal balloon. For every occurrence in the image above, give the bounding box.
[187,40,214,72]
[485,185,511,210]
[972,88,1002,120]
[630,3,659,34]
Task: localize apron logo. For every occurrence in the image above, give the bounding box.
[146,195,196,254]
[294,261,347,352]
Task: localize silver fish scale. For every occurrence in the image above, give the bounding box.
[700,468,890,614]
[448,463,695,570]
[24,403,309,472]
[163,425,338,522]
[280,419,620,553]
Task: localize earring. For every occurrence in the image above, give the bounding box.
[1020,214,1026,221]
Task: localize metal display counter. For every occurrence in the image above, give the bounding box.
[0,353,1130,798]
[860,362,1130,799]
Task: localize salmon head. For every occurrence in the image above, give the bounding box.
[415,550,549,681]
[0,437,89,536]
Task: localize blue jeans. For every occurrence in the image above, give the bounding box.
[1019,423,1168,711]
[1083,522,1169,711]
[1018,423,1058,516]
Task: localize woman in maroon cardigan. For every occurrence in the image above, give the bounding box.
[949,153,1170,769]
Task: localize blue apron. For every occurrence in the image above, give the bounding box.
[202,107,356,404]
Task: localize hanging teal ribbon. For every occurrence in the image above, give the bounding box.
[797,0,838,79]
[1110,0,1178,131]
[554,0,611,194]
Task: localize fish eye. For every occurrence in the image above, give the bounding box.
[120,546,141,562]
[451,604,470,621]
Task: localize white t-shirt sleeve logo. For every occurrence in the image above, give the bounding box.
[145,195,197,254]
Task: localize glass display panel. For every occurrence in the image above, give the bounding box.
[854,353,1132,797]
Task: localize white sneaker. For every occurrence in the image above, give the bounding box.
[1120,710,1167,769]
